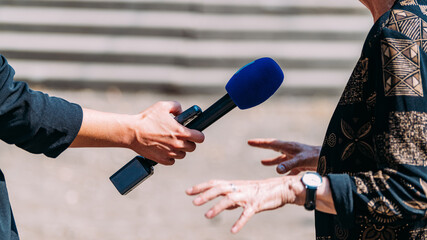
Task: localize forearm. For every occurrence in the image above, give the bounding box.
[70,108,135,149]
[316,177,336,214]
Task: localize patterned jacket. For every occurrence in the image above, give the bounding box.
[315,0,427,239]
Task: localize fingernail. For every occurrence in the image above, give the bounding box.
[186,187,193,193]
[194,198,201,205]
[231,227,238,233]
[278,165,286,172]
[205,210,213,218]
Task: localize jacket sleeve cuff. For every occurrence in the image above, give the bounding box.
[42,100,83,158]
[327,173,355,228]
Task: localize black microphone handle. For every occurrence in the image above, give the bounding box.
[185,93,236,131]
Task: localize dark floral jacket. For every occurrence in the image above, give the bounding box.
[315,0,427,239]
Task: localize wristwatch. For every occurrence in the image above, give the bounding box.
[301,172,323,211]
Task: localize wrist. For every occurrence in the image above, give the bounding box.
[126,114,144,150]
[316,177,337,215]
[283,174,336,214]
[286,175,306,206]
[316,177,329,201]
[118,114,138,149]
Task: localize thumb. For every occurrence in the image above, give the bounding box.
[167,101,183,116]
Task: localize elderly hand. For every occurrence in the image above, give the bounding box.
[248,139,320,175]
[186,176,305,234]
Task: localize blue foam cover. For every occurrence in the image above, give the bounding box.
[225,57,284,109]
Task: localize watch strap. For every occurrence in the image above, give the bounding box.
[304,187,317,211]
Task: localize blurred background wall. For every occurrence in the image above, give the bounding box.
[0,1,372,239]
[0,0,372,93]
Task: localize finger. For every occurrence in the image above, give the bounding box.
[260,155,288,166]
[231,207,255,234]
[205,196,237,219]
[277,155,303,174]
[180,127,205,143]
[249,139,303,155]
[186,180,223,195]
[193,184,232,206]
[180,141,196,152]
[169,151,186,159]
[248,138,282,151]
[154,157,175,166]
[166,101,183,116]
[288,169,301,176]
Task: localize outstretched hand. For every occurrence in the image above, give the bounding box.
[186,176,304,234]
[248,139,320,175]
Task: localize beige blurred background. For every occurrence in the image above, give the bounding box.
[0,0,371,239]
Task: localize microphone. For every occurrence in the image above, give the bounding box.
[110,57,284,195]
[186,57,284,131]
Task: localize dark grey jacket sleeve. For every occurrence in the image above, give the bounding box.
[0,55,83,158]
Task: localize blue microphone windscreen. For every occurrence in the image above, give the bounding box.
[225,57,284,109]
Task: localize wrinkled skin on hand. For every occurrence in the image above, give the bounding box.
[186,139,335,234]
[248,138,320,175]
[186,176,304,234]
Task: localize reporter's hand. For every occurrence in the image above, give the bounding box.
[248,139,320,175]
[131,101,205,165]
[186,176,304,234]
[71,101,204,166]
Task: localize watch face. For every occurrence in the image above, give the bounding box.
[302,172,322,188]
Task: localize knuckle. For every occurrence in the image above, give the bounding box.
[156,101,167,108]
[244,207,255,216]
[224,195,233,202]
[172,139,185,149]
[169,100,181,109]
[176,127,190,137]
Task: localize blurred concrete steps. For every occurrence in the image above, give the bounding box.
[0,0,367,13]
[0,0,372,94]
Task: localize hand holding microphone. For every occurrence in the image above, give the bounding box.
[128,101,204,165]
[110,57,284,195]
